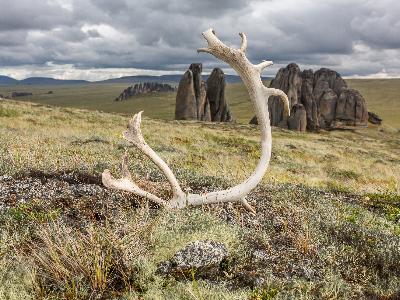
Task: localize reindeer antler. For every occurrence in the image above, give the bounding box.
[102,29,290,214]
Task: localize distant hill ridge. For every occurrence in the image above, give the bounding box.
[0,74,271,85]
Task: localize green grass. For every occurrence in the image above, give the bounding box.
[347,79,400,128]
[1,78,398,127]
[0,99,398,194]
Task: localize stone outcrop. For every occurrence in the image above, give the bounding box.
[206,68,233,122]
[250,63,370,131]
[175,63,210,121]
[115,82,175,101]
[157,240,228,279]
[268,63,302,127]
[301,69,319,130]
[175,69,198,120]
[288,104,307,131]
[175,64,232,122]
[335,89,368,126]
[11,92,33,97]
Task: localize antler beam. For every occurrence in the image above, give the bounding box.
[102,29,290,214]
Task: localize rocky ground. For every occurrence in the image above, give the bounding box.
[1,171,399,299]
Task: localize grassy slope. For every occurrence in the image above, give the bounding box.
[0,100,399,194]
[1,78,399,127]
[0,98,400,299]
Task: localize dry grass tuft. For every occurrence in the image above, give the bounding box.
[19,212,154,299]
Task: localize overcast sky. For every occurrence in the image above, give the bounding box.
[0,0,399,80]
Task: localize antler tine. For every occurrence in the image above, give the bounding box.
[102,154,168,207]
[255,60,274,72]
[239,32,247,53]
[103,111,185,205]
[266,87,291,118]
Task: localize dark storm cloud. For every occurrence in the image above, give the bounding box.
[0,0,399,79]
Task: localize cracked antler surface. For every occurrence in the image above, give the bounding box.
[102,29,290,214]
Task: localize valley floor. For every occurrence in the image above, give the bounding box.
[0,99,399,299]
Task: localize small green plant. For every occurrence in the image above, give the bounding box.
[191,269,204,300]
[365,192,400,222]
[1,200,60,226]
[250,287,279,300]
[0,106,19,117]
[328,168,360,180]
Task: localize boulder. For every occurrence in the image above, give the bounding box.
[288,104,307,131]
[368,111,382,125]
[175,70,197,120]
[157,240,228,279]
[206,68,233,122]
[335,89,368,126]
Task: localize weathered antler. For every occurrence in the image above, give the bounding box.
[102,29,290,214]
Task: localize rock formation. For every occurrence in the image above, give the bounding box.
[175,64,232,122]
[250,63,369,131]
[11,92,33,97]
[206,68,233,122]
[288,103,307,131]
[268,63,302,128]
[175,63,210,121]
[115,82,175,101]
[335,89,368,126]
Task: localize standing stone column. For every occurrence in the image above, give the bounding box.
[268,63,302,127]
[175,69,197,120]
[206,68,233,122]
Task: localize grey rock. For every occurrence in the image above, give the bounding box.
[335,89,368,126]
[268,63,302,128]
[175,63,212,121]
[198,80,211,121]
[301,69,319,130]
[158,240,228,279]
[313,68,347,100]
[251,63,369,131]
[288,103,307,131]
[318,89,338,128]
[206,68,233,122]
[115,82,175,101]
[11,92,33,97]
[189,63,203,113]
[252,249,269,261]
[368,111,382,125]
[175,70,198,120]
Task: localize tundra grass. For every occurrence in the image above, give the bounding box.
[0,99,399,299]
[1,78,399,127]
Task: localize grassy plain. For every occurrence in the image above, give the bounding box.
[1,78,399,127]
[0,79,399,299]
